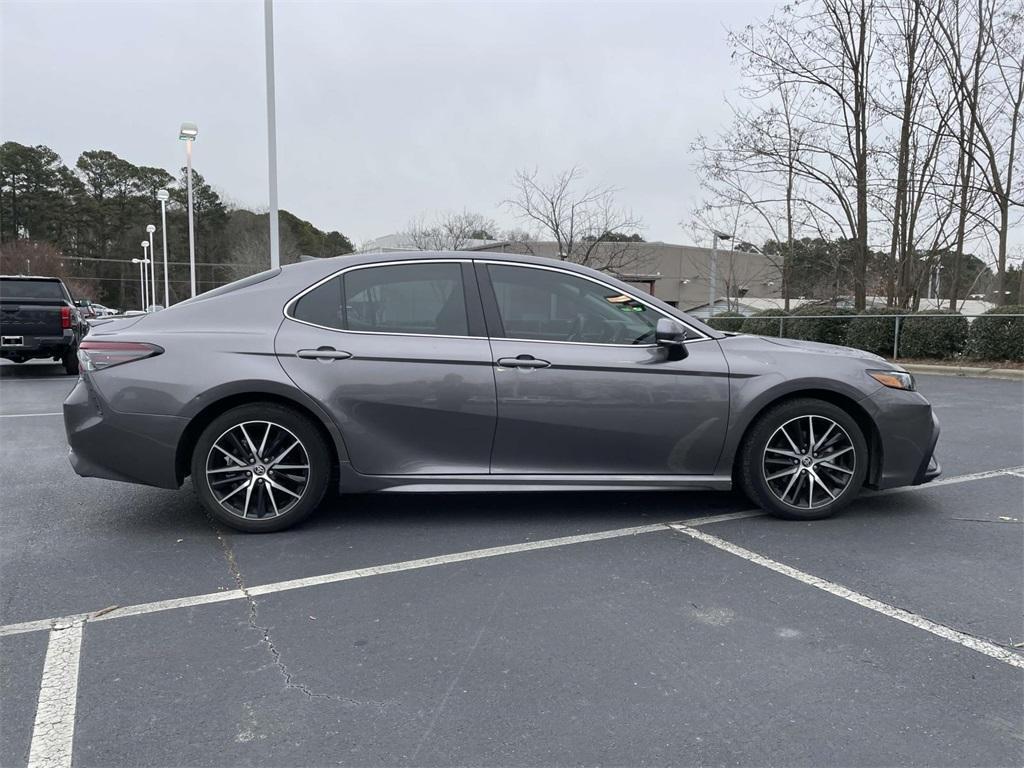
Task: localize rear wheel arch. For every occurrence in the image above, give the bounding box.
[730,388,883,488]
[175,390,343,486]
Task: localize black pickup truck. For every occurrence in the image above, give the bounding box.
[0,276,87,374]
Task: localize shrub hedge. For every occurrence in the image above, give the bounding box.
[968,304,1024,361]
[783,306,855,346]
[898,310,969,359]
[844,307,902,357]
[705,305,1022,360]
[706,311,745,332]
[739,308,788,337]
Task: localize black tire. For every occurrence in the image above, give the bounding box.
[737,397,868,520]
[62,346,80,375]
[191,403,331,532]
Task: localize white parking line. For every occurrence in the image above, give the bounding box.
[0,512,760,639]
[2,468,1021,640]
[26,620,83,768]
[668,522,1024,670]
[0,412,63,418]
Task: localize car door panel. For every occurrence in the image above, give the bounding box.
[488,338,729,474]
[275,261,496,476]
[478,262,730,475]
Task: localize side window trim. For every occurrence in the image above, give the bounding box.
[284,258,484,339]
[473,260,708,346]
[472,261,506,339]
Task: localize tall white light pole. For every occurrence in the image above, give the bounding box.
[157,189,170,306]
[179,122,198,296]
[140,241,151,310]
[131,257,146,311]
[709,230,732,318]
[264,0,281,270]
[146,225,157,308]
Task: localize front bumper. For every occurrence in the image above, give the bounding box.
[862,386,941,490]
[913,410,942,485]
[63,375,186,489]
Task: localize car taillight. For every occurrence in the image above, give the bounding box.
[77,341,163,372]
[61,306,71,330]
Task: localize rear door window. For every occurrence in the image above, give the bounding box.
[291,262,469,337]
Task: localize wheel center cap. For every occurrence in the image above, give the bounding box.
[802,456,813,466]
[253,465,266,475]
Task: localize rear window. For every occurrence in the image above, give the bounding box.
[0,279,65,300]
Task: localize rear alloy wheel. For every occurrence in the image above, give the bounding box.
[191,404,330,532]
[738,398,868,520]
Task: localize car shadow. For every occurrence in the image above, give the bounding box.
[0,360,72,379]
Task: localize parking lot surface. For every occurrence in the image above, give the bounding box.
[1,360,1022,767]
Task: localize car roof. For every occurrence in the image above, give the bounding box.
[0,275,63,280]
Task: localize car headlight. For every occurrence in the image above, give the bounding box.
[867,369,915,391]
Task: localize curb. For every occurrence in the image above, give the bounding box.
[899,363,1024,381]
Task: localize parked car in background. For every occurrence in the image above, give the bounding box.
[74,299,97,320]
[1,275,87,374]
[64,252,940,532]
[90,303,117,317]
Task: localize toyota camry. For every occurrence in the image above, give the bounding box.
[64,252,940,532]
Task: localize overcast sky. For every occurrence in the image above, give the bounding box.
[2,1,779,246]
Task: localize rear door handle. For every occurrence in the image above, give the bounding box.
[497,355,551,370]
[296,347,352,361]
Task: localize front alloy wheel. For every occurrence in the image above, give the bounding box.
[762,415,856,510]
[739,398,868,520]
[191,403,330,532]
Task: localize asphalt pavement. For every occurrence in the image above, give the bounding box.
[1,360,1022,767]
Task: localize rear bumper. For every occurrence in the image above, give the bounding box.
[0,332,75,359]
[63,375,186,489]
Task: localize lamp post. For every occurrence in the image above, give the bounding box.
[709,230,732,318]
[131,257,148,311]
[146,225,157,308]
[140,241,151,310]
[179,122,198,297]
[156,189,170,306]
[264,0,281,270]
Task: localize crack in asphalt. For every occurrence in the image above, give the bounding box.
[213,528,387,712]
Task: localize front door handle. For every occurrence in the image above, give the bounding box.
[296,347,352,361]
[497,355,551,370]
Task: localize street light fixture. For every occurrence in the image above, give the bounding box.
[146,224,157,309]
[140,241,151,310]
[179,122,198,297]
[156,189,170,307]
[709,230,732,318]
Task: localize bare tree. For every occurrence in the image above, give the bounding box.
[730,0,878,309]
[503,166,644,271]
[403,210,497,251]
[692,72,816,309]
[225,211,299,282]
[930,0,1024,305]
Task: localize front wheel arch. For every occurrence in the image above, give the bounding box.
[730,389,883,489]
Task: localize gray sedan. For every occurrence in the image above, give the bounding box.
[64,252,940,532]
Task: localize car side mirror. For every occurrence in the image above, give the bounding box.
[655,318,689,361]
